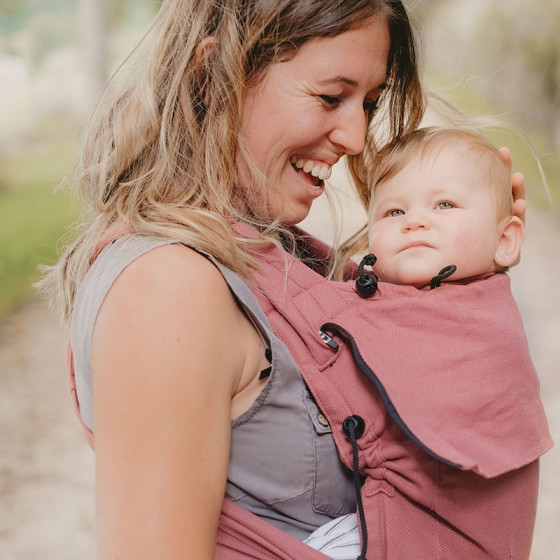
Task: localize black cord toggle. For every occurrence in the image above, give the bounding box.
[342,415,365,439]
[342,415,368,560]
[429,264,457,290]
[355,254,378,299]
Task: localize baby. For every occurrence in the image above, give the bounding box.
[304,126,531,559]
[242,126,550,560]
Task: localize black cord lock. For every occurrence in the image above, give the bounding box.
[342,415,366,440]
[429,264,457,289]
[355,254,378,298]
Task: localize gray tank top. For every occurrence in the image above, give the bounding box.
[70,235,354,539]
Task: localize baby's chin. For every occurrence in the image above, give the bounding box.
[377,270,435,289]
[379,269,453,289]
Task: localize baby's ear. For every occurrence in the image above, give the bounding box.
[494,215,524,269]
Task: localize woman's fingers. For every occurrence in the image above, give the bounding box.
[511,172,526,223]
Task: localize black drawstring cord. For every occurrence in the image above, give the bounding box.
[429,264,457,290]
[355,254,378,298]
[343,415,368,560]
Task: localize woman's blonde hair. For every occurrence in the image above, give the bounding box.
[40,0,424,321]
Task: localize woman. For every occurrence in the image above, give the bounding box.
[41,1,532,558]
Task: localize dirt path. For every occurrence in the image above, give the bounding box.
[0,209,558,559]
[0,303,95,559]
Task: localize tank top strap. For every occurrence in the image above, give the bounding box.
[198,251,277,345]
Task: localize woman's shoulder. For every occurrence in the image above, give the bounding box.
[100,240,237,330]
[71,235,259,430]
[118,240,228,288]
[92,239,249,410]
[86,234,231,303]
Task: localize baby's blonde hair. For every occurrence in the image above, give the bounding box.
[370,127,513,219]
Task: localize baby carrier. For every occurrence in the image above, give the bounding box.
[67,223,552,559]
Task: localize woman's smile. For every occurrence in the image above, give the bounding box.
[290,155,333,185]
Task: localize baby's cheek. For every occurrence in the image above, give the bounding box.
[367,225,383,252]
[368,232,388,259]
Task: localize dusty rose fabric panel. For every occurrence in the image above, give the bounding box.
[244,234,552,478]
[357,459,539,559]
[65,222,552,559]
[216,500,332,560]
[239,225,551,559]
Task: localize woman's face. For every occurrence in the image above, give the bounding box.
[238,17,390,225]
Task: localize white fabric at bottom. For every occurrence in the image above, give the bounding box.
[303,513,361,559]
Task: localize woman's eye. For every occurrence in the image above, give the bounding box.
[320,94,341,106]
[437,201,455,210]
[387,209,405,217]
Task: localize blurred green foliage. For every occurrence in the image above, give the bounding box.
[0,142,79,320]
[0,0,161,34]
[0,0,160,321]
[0,0,74,33]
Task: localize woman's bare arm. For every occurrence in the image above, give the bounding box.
[91,244,249,559]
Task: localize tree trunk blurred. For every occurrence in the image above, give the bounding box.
[79,0,109,115]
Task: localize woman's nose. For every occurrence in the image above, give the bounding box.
[328,106,368,155]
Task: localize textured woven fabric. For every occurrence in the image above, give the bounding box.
[67,222,553,559]
[236,223,553,559]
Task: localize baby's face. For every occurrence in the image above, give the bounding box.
[368,149,503,288]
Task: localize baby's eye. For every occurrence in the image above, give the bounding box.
[320,95,341,107]
[387,209,405,217]
[437,201,455,210]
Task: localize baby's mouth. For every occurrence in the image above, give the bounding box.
[290,156,332,188]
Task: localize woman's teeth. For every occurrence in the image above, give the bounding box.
[290,156,332,181]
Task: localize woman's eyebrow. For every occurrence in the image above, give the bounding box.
[317,76,358,87]
[316,77,387,91]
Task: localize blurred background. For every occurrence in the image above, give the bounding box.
[0,1,558,558]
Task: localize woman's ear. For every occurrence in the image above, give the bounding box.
[195,36,216,63]
[195,37,217,107]
[494,215,525,269]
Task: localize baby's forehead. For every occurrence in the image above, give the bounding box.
[415,138,483,165]
[377,142,475,186]
[388,136,504,184]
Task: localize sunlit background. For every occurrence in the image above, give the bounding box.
[0,1,558,558]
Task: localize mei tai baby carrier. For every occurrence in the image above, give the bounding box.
[67,222,552,559]
[233,223,551,560]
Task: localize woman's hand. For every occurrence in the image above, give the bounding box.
[511,171,527,223]
[499,147,526,267]
[499,147,527,223]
